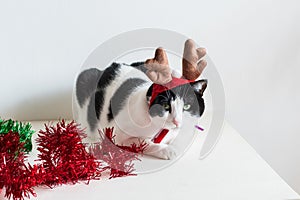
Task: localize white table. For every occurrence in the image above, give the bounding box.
[1,121,299,200]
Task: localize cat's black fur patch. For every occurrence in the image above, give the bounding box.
[149,90,175,117]
[107,78,147,122]
[95,63,121,119]
[96,63,120,89]
[129,61,147,73]
[87,93,98,131]
[76,68,102,107]
[146,84,153,102]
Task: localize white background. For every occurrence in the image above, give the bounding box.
[0,0,299,194]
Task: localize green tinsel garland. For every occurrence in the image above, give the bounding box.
[0,118,35,152]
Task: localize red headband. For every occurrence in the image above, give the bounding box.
[149,77,194,105]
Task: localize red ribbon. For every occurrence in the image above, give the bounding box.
[152,129,169,143]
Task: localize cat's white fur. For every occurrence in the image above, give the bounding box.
[74,64,184,159]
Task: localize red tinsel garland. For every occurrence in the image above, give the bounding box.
[89,127,148,179]
[36,120,103,187]
[0,132,39,200]
[0,120,147,200]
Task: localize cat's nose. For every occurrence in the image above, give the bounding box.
[172,119,180,127]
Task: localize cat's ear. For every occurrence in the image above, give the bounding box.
[190,79,207,96]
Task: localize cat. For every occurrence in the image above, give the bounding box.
[73,61,207,160]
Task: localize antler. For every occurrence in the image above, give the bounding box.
[182,39,207,80]
[145,40,206,85]
[145,47,172,85]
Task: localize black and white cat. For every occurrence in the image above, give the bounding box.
[74,62,207,159]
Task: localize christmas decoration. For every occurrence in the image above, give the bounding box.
[0,119,35,152]
[0,119,147,200]
[36,120,103,187]
[149,77,194,105]
[0,131,39,200]
[182,39,207,81]
[88,127,148,179]
[145,47,172,85]
[152,129,169,144]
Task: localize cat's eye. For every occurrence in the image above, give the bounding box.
[183,104,191,110]
[163,103,170,110]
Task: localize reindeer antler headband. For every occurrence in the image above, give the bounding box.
[145,47,172,85]
[145,39,207,104]
[182,39,207,80]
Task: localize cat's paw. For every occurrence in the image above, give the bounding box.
[155,145,177,160]
[143,141,178,160]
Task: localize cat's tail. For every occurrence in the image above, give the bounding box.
[76,68,103,108]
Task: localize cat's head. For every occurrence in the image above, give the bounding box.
[146,79,207,129]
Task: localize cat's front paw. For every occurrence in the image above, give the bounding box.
[143,141,178,160]
[154,145,177,160]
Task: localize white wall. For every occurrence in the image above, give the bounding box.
[0,0,299,194]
